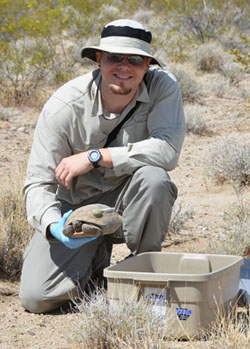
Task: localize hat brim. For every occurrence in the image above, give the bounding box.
[81,46,166,69]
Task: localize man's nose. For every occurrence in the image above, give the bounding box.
[118,57,130,66]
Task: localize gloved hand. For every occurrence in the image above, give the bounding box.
[50,210,98,249]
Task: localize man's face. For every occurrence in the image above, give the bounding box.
[96,51,151,97]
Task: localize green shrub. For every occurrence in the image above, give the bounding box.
[0,1,70,103]
[0,0,249,104]
[0,37,57,103]
[231,48,250,73]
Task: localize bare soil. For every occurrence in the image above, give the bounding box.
[0,67,249,348]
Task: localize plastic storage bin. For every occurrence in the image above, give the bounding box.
[104,252,244,338]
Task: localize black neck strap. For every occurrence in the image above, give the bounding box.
[104,101,140,147]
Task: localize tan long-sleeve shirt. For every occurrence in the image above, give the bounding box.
[24,67,185,236]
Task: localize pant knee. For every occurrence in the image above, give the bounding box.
[20,286,50,314]
[133,166,177,204]
[19,272,68,314]
[20,284,69,314]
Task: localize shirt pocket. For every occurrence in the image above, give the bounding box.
[119,111,149,144]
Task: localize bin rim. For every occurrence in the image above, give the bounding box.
[104,252,244,282]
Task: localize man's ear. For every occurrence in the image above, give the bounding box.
[145,58,151,72]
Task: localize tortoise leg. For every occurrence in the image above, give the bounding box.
[62,225,74,237]
[81,223,102,237]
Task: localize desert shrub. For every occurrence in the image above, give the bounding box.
[176,3,228,42]
[194,41,225,72]
[1,0,249,104]
[231,48,250,74]
[0,1,67,103]
[206,137,250,186]
[169,65,200,102]
[194,41,244,83]
[0,37,57,104]
[185,104,209,135]
[208,190,250,257]
[75,290,164,347]
[0,0,121,104]
[239,86,250,102]
[168,0,250,44]
[169,202,194,234]
[158,28,191,62]
[0,165,33,277]
[219,28,250,56]
[62,1,117,43]
[74,289,184,347]
[219,60,244,84]
[210,78,231,98]
[72,287,249,348]
[207,307,250,349]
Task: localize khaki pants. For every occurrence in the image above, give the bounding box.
[20,166,177,313]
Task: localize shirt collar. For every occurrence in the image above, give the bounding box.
[90,70,150,117]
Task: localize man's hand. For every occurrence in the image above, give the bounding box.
[55,152,93,189]
[55,148,113,189]
[50,210,98,249]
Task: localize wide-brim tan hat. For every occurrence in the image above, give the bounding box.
[81,19,166,69]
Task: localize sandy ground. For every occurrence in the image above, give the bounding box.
[0,66,249,348]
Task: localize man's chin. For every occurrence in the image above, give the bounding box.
[110,85,132,96]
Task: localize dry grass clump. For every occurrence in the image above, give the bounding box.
[207,308,250,349]
[205,137,250,186]
[194,41,244,83]
[70,288,249,348]
[0,165,33,277]
[169,201,194,235]
[194,42,225,72]
[185,104,210,135]
[209,78,231,98]
[73,289,172,348]
[169,65,200,102]
[219,60,244,84]
[208,190,250,257]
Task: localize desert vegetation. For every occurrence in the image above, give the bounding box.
[0,0,249,347]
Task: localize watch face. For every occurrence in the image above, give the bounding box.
[88,149,101,166]
[89,150,100,162]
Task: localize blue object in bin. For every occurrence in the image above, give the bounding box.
[239,259,250,304]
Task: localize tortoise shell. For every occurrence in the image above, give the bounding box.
[63,203,123,238]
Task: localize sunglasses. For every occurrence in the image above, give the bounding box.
[106,52,146,65]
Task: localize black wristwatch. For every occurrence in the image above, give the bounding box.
[88,149,102,168]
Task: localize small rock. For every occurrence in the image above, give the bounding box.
[18,127,26,132]
[26,330,36,336]
[1,121,10,129]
